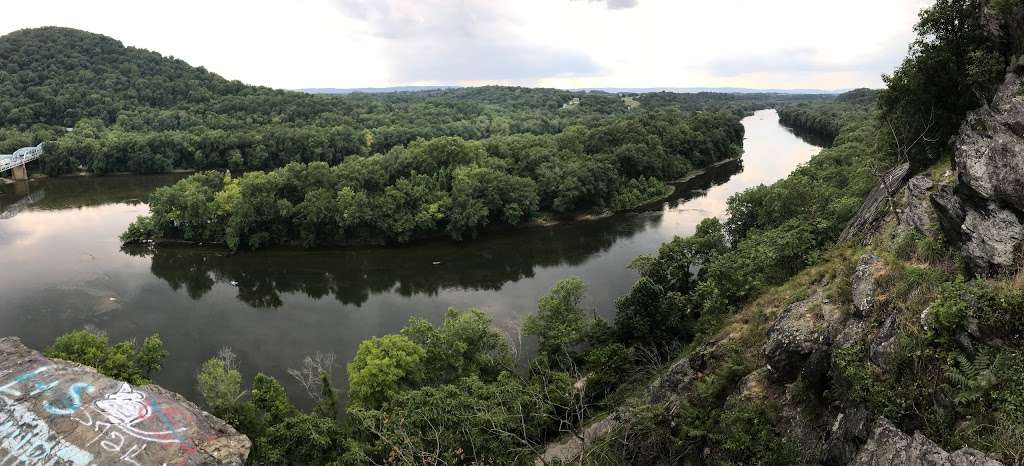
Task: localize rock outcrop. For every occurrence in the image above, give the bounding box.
[0,337,250,465]
[764,290,843,384]
[937,2,1024,276]
[850,254,883,316]
[839,163,911,243]
[901,176,939,238]
[851,418,1003,466]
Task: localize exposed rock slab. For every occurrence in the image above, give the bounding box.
[851,254,883,316]
[851,418,1002,466]
[839,163,911,243]
[823,406,871,466]
[961,203,1024,274]
[0,337,250,465]
[869,313,901,371]
[764,290,843,384]
[901,176,938,238]
[931,183,966,246]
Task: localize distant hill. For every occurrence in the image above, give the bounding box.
[300,86,848,95]
[301,86,458,94]
[0,27,280,127]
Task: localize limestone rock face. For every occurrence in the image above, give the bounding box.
[851,418,1003,466]
[0,337,250,465]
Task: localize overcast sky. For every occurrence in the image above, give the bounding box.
[1,0,931,91]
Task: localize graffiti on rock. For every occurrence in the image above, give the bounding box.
[0,365,200,465]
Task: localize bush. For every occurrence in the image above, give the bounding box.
[45,329,167,385]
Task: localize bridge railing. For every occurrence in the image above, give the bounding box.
[0,144,44,173]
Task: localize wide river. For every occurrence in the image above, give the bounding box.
[0,109,820,406]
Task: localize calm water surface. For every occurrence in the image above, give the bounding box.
[0,109,820,406]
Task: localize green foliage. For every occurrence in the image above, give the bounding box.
[522,276,594,358]
[401,308,512,386]
[125,111,744,250]
[928,279,1024,344]
[706,401,802,466]
[879,0,1009,168]
[2,26,812,180]
[351,372,565,466]
[314,372,340,421]
[251,373,298,425]
[119,215,156,244]
[346,335,426,410]
[45,330,166,385]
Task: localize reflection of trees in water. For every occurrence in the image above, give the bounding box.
[12,174,185,210]
[130,160,744,309]
[778,124,834,149]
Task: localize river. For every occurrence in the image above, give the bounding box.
[0,109,821,407]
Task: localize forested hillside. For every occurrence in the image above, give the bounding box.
[0,27,826,175]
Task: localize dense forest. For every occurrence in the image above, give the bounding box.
[121,110,744,249]
[0,27,826,176]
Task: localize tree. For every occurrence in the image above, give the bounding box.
[522,277,593,358]
[347,335,426,409]
[45,329,166,385]
[197,348,244,414]
[313,372,339,420]
[251,373,297,425]
[401,309,513,385]
[879,0,1007,168]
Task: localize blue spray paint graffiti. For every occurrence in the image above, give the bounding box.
[43,383,96,415]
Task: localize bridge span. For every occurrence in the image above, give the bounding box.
[0,144,44,180]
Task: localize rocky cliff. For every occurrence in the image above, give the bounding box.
[0,337,250,465]
[932,1,1024,276]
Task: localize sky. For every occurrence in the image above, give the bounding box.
[0,0,932,91]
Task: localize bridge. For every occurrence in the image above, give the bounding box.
[0,144,44,180]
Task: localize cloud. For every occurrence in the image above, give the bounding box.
[332,0,602,83]
[589,0,638,10]
[706,37,910,79]
[707,48,827,76]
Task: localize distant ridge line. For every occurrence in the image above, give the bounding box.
[298,86,851,95]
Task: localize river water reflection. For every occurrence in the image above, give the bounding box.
[0,109,821,406]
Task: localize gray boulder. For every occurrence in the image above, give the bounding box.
[764,291,843,384]
[851,418,1002,466]
[851,254,883,315]
[901,176,938,238]
[931,183,966,246]
[0,337,250,465]
[869,313,902,371]
[823,406,871,466]
[960,203,1024,275]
